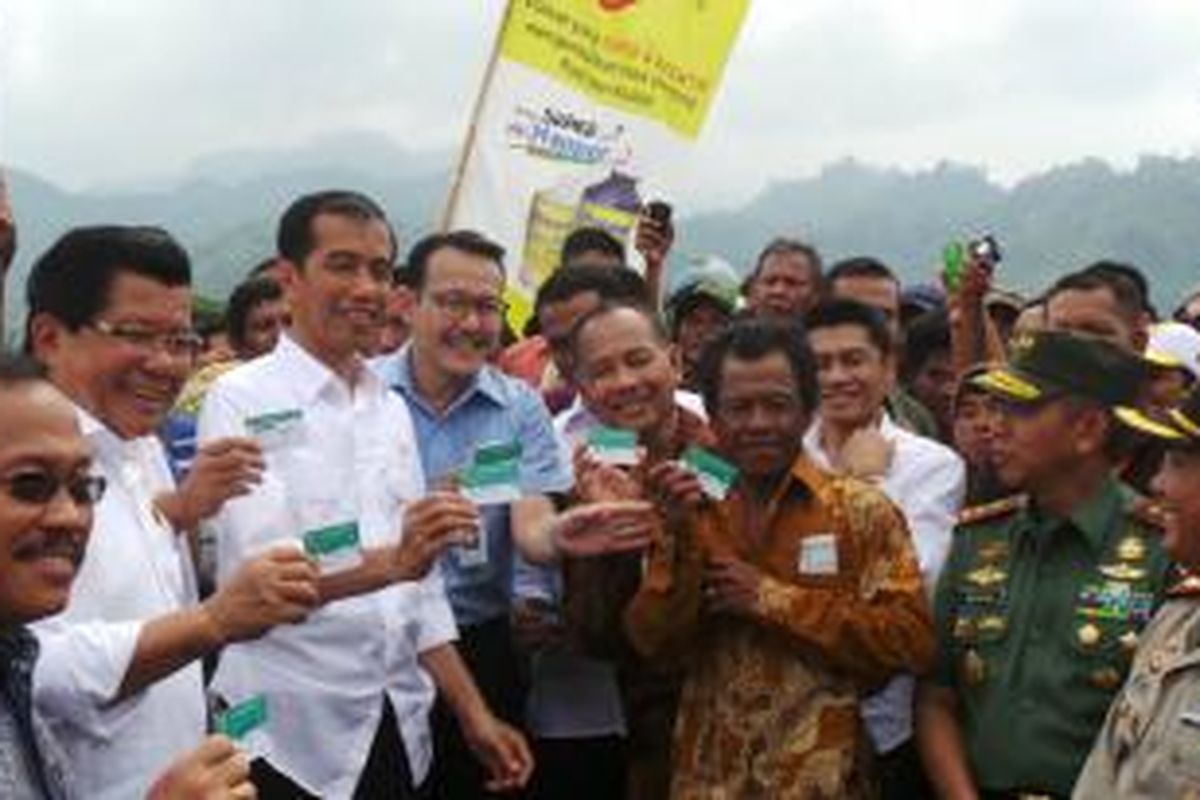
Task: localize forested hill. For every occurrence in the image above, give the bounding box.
[6,139,1199,333]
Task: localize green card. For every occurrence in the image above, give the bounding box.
[682,446,739,500]
[588,426,639,466]
[303,520,363,571]
[217,695,267,741]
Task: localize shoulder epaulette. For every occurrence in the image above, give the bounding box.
[956,494,1027,527]
[1124,493,1167,529]
[1167,567,1200,598]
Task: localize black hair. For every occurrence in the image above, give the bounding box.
[826,256,898,288]
[805,299,894,357]
[1081,261,1153,315]
[697,318,819,418]
[225,277,283,353]
[567,300,669,377]
[26,225,192,333]
[404,229,506,293]
[1046,267,1144,327]
[561,227,624,266]
[276,190,395,267]
[750,237,823,283]
[902,309,951,382]
[534,264,649,317]
[0,351,48,387]
[248,257,280,279]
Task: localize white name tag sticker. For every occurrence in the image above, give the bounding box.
[245,409,304,449]
[798,534,839,576]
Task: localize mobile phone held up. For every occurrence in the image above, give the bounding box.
[644,200,672,226]
[942,234,1002,291]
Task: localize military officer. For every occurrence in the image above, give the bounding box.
[916,330,1171,799]
[1074,385,1200,798]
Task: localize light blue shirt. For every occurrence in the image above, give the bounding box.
[375,348,573,627]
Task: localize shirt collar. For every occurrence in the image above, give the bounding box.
[275,333,378,404]
[389,345,509,415]
[788,452,828,497]
[1066,475,1124,554]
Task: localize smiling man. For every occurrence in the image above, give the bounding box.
[203,199,532,798]
[368,228,562,799]
[0,353,259,800]
[804,299,965,798]
[623,317,934,799]
[1074,386,1200,798]
[25,225,320,800]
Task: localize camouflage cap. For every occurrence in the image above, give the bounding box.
[973,329,1147,407]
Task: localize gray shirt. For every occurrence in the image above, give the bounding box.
[1074,589,1200,798]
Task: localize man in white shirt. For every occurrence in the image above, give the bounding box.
[23,225,322,800]
[803,298,965,800]
[200,191,532,798]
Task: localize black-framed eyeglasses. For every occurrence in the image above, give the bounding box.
[1,469,107,507]
[88,320,204,358]
[428,291,508,322]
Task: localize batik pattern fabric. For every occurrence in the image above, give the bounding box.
[626,456,935,800]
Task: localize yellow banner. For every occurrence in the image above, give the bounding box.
[500,0,751,139]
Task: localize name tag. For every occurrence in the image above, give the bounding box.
[798,534,839,576]
[245,409,304,449]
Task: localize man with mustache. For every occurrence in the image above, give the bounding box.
[624,317,935,799]
[917,330,1171,799]
[202,197,532,797]
[1074,385,1200,797]
[24,225,321,800]
[374,229,574,799]
[0,353,261,799]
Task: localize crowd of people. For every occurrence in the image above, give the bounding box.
[2,185,1200,800]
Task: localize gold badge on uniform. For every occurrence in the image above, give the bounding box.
[966,564,1008,588]
[1090,667,1122,691]
[1116,536,1147,562]
[977,541,1010,563]
[953,617,975,641]
[1119,631,1139,655]
[1099,562,1147,582]
[963,649,987,686]
[977,616,1007,636]
[1077,623,1102,648]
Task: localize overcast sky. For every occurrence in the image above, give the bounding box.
[3,0,1199,209]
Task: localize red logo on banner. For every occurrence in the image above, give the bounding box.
[598,0,638,11]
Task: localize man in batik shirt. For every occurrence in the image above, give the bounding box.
[624,318,935,799]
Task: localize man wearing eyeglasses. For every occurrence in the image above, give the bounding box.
[24,225,322,800]
[0,352,266,800]
[367,229,575,798]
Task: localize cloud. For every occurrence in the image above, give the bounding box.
[2,0,1197,208]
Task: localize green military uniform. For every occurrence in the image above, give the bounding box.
[930,329,1167,797]
[1074,383,1200,798]
[933,482,1170,796]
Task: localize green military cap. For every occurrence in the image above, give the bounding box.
[973,329,1147,407]
[1116,384,1200,445]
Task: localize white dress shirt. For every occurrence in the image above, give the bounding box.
[32,406,206,800]
[804,414,965,754]
[198,335,457,798]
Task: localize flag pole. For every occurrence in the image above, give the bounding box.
[439,0,516,232]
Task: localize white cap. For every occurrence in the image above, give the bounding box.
[1146,321,1200,380]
